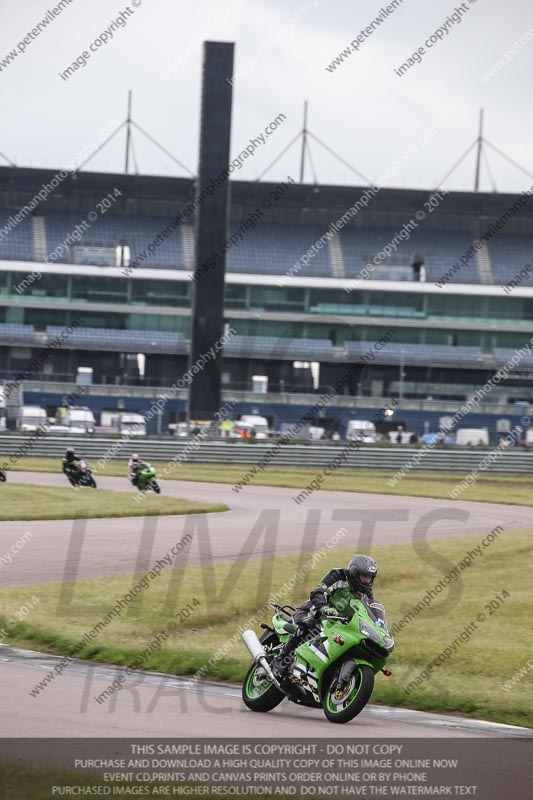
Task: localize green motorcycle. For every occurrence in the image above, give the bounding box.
[133,463,161,494]
[242,598,394,724]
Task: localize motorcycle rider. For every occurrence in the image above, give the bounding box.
[271,554,379,681]
[62,447,81,482]
[128,453,149,486]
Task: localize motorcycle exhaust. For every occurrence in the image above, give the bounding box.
[242,630,279,686]
[242,630,266,661]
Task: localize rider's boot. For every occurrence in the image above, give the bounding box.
[271,636,300,681]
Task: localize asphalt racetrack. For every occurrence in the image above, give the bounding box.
[2,470,532,586]
[1,470,532,739]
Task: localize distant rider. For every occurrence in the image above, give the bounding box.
[128,453,148,486]
[271,554,379,680]
[62,447,81,481]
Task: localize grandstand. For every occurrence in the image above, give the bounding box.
[44,209,187,269]
[1,164,533,438]
[2,206,531,285]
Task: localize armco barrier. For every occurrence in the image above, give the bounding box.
[1,435,533,475]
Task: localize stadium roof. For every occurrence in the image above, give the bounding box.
[0,165,532,234]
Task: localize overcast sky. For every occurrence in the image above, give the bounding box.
[1,0,532,193]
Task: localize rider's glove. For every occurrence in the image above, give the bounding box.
[320,606,337,618]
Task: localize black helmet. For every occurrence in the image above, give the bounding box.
[347,554,378,593]
[65,447,75,458]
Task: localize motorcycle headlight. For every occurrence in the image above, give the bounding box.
[383,636,394,651]
[359,618,380,643]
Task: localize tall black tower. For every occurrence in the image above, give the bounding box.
[187,41,234,420]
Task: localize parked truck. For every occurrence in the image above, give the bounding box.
[62,406,96,434]
[346,419,377,443]
[238,414,270,439]
[117,413,146,436]
[455,427,489,446]
[16,405,47,432]
[0,386,6,432]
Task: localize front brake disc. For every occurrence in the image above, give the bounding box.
[331,674,356,705]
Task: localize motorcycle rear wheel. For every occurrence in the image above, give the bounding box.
[242,662,284,713]
[323,664,374,724]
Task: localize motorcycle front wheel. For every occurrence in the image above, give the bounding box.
[323,664,374,724]
[242,661,284,713]
[0,471,6,482]
[150,480,161,494]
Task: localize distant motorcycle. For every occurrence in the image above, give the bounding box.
[65,460,97,489]
[133,463,161,494]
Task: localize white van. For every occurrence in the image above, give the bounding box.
[239,415,269,439]
[346,419,377,443]
[0,386,6,431]
[118,413,146,437]
[63,406,95,434]
[170,422,191,437]
[455,428,489,446]
[17,405,47,432]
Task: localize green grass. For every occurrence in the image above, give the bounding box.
[0,764,277,800]
[2,527,532,727]
[6,455,533,506]
[0,483,227,520]
[0,765,113,800]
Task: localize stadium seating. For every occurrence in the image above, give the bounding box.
[344,341,484,367]
[224,335,334,359]
[0,211,34,262]
[44,327,334,360]
[0,322,36,344]
[1,206,533,287]
[46,326,187,353]
[493,347,533,369]
[339,228,479,284]
[226,223,332,277]
[0,321,501,370]
[0,317,518,378]
[43,210,186,269]
[486,235,533,286]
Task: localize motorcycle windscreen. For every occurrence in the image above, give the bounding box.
[368,602,388,629]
